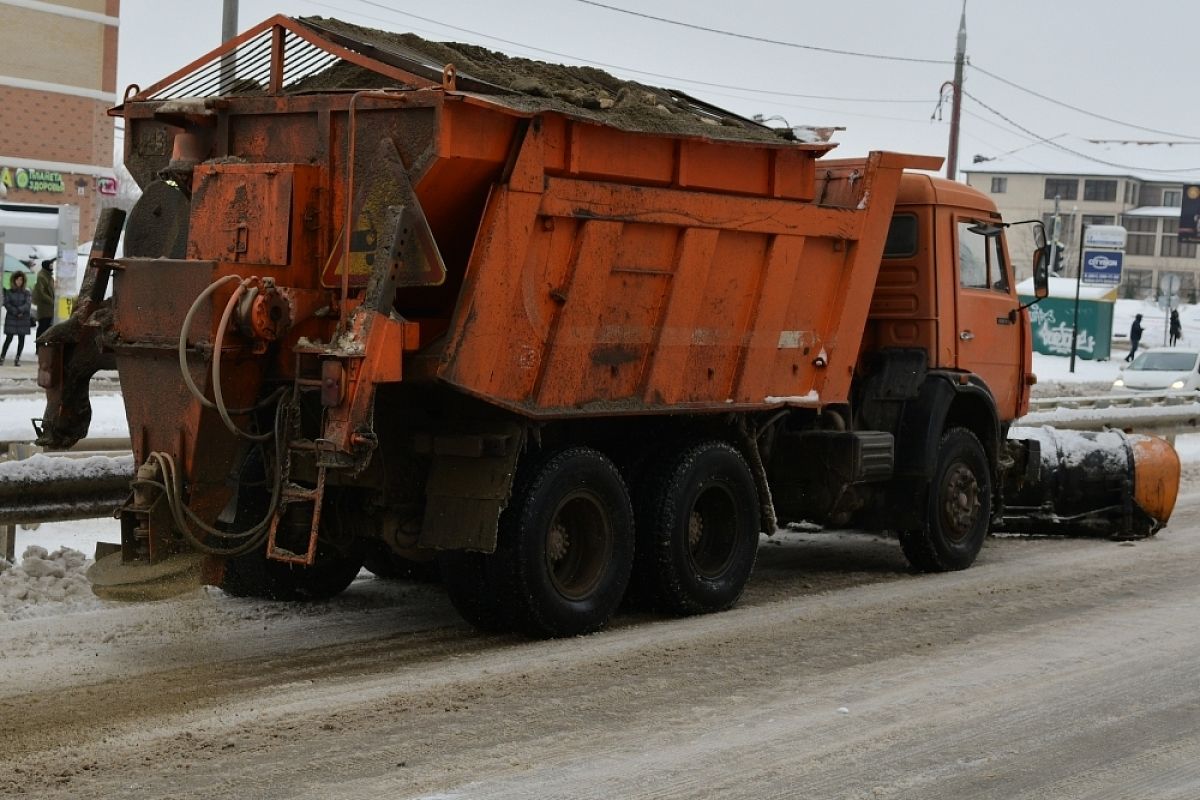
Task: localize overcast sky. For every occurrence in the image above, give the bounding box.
[116,0,1200,178]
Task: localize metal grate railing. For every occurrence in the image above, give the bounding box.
[143,28,343,101]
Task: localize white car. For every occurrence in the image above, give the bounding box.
[1112,347,1200,393]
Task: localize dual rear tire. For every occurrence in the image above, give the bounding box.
[441,441,761,638]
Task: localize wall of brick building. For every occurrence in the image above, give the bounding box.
[0,7,110,91]
[0,87,114,167]
[0,0,121,246]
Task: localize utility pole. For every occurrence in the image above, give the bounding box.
[220,0,239,90]
[945,0,967,181]
[222,0,238,42]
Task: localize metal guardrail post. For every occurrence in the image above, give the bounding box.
[1,442,38,562]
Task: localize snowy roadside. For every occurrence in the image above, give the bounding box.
[0,393,129,442]
[2,350,1197,623]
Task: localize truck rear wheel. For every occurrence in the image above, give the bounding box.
[220,537,364,601]
[437,550,510,633]
[493,447,634,638]
[637,441,760,615]
[899,427,991,572]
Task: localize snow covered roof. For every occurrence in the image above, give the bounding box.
[963,140,1200,184]
[1016,276,1116,301]
[1124,206,1183,217]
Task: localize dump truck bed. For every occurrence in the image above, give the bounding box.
[436,137,938,416]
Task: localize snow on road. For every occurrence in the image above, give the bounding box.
[2,350,1199,621]
[0,392,128,441]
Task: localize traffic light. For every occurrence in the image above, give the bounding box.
[1053,244,1065,275]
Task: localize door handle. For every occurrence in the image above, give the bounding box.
[959,330,975,341]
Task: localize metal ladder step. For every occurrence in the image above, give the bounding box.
[266,466,326,565]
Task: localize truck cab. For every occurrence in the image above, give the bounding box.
[867,173,1032,423]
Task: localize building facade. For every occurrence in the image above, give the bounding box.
[0,0,120,243]
[964,165,1200,301]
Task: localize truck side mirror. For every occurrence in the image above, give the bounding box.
[1032,246,1050,299]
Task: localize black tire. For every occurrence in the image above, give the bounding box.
[899,427,991,572]
[364,543,440,582]
[636,440,760,616]
[221,536,364,601]
[218,474,364,601]
[437,549,510,633]
[493,447,635,638]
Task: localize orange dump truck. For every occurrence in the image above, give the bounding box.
[39,17,1178,636]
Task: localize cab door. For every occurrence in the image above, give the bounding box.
[953,218,1023,419]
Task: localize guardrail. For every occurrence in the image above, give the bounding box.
[1017,392,1200,439]
[0,438,133,562]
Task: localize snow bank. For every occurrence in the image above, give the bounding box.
[0,545,99,620]
[0,452,134,484]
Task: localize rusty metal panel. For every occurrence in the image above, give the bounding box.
[439,150,913,416]
[187,164,297,266]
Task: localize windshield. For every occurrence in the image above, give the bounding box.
[1128,351,1199,371]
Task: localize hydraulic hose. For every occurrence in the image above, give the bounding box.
[212,281,273,442]
[178,274,239,411]
[142,401,290,557]
[177,274,283,440]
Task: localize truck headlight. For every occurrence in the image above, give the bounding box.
[1171,380,1186,389]
[1113,378,1125,387]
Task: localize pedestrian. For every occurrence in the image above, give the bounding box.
[32,257,55,348]
[1170,309,1182,347]
[2,271,33,366]
[1126,313,1144,362]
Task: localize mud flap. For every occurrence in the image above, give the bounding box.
[418,422,526,552]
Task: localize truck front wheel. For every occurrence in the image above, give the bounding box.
[493,447,635,638]
[637,441,760,615]
[899,427,991,572]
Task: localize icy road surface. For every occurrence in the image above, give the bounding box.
[3,498,1200,798]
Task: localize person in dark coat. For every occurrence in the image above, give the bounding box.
[32,257,55,349]
[1126,313,1144,362]
[1170,309,1182,347]
[2,271,33,366]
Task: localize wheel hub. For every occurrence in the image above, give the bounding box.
[688,511,704,549]
[547,521,569,562]
[941,463,981,541]
[544,491,612,601]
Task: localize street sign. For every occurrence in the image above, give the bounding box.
[1081,250,1122,286]
[1083,225,1127,249]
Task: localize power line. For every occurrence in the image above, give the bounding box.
[569,0,952,65]
[969,63,1200,143]
[963,89,1200,174]
[568,0,1200,144]
[343,0,937,104]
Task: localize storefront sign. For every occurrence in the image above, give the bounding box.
[0,166,65,194]
[96,176,118,196]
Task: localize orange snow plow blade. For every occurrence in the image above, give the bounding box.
[1130,434,1181,525]
[999,427,1181,539]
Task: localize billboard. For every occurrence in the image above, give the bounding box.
[1082,250,1122,286]
[1181,185,1200,244]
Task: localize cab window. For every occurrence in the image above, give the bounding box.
[957,220,1010,292]
[884,214,918,258]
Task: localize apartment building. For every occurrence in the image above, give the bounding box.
[964,153,1200,301]
[0,0,120,243]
